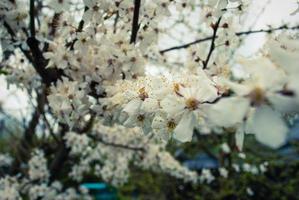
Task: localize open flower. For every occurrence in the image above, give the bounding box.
[214,57,290,148]
[161,77,218,142]
[120,77,167,133]
[83,0,110,23]
[152,112,180,141]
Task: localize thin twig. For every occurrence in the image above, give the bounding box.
[202,17,222,69]
[49,13,61,37]
[42,113,60,143]
[65,6,87,50]
[130,0,141,44]
[160,25,299,54]
[89,134,145,152]
[113,11,120,34]
[4,18,61,85]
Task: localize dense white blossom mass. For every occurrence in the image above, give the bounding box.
[0,0,298,199]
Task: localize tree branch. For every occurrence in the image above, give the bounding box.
[29,0,36,37]
[49,13,61,37]
[202,17,222,69]
[3,19,61,85]
[10,86,46,174]
[49,123,69,181]
[130,0,141,44]
[89,134,145,152]
[65,6,87,50]
[49,117,95,181]
[160,25,299,54]
[26,37,62,85]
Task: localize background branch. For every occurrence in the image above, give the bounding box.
[89,134,145,152]
[160,24,299,54]
[10,86,46,174]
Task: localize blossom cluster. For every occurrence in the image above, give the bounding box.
[104,35,299,149]
[65,123,198,185]
[0,0,298,199]
[0,152,92,200]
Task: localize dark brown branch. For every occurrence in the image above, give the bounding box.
[202,17,222,69]
[160,36,214,54]
[160,25,299,54]
[49,117,94,181]
[130,0,141,44]
[113,11,120,34]
[29,0,36,37]
[235,24,299,36]
[49,13,61,37]
[3,21,34,63]
[65,6,87,50]
[77,17,85,32]
[3,20,61,85]
[3,21,16,38]
[49,142,70,181]
[49,124,69,181]
[42,113,60,143]
[26,37,62,85]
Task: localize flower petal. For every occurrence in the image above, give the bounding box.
[160,95,184,116]
[123,99,142,115]
[251,106,288,148]
[203,97,250,128]
[235,125,245,151]
[173,112,195,142]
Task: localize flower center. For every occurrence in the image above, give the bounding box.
[137,114,145,122]
[173,83,180,93]
[185,98,199,110]
[138,87,148,101]
[173,83,183,96]
[167,120,176,132]
[249,87,265,106]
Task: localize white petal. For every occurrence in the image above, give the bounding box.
[83,0,93,7]
[290,6,299,16]
[267,39,299,74]
[203,97,250,127]
[217,77,250,96]
[195,84,218,102]
[123,99,142,115]
[251,106,288,148]
[267,93,299,114]
[173,112,195,142]
[140,98,159,113]
[207,0,218,6]
[235,125,245,151]
[152,114,166,129]
[123,115,137,127]
[216,0,227,9]
[160,95,184,116]
[240,58,286,89]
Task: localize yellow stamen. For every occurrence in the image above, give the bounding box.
[249,87,265,106]
[185,98,199,110]
[138,87,148,101]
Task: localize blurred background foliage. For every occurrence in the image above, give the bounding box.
[116,120,299,200]
[117,136,299,200]
[1,112,299,200]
